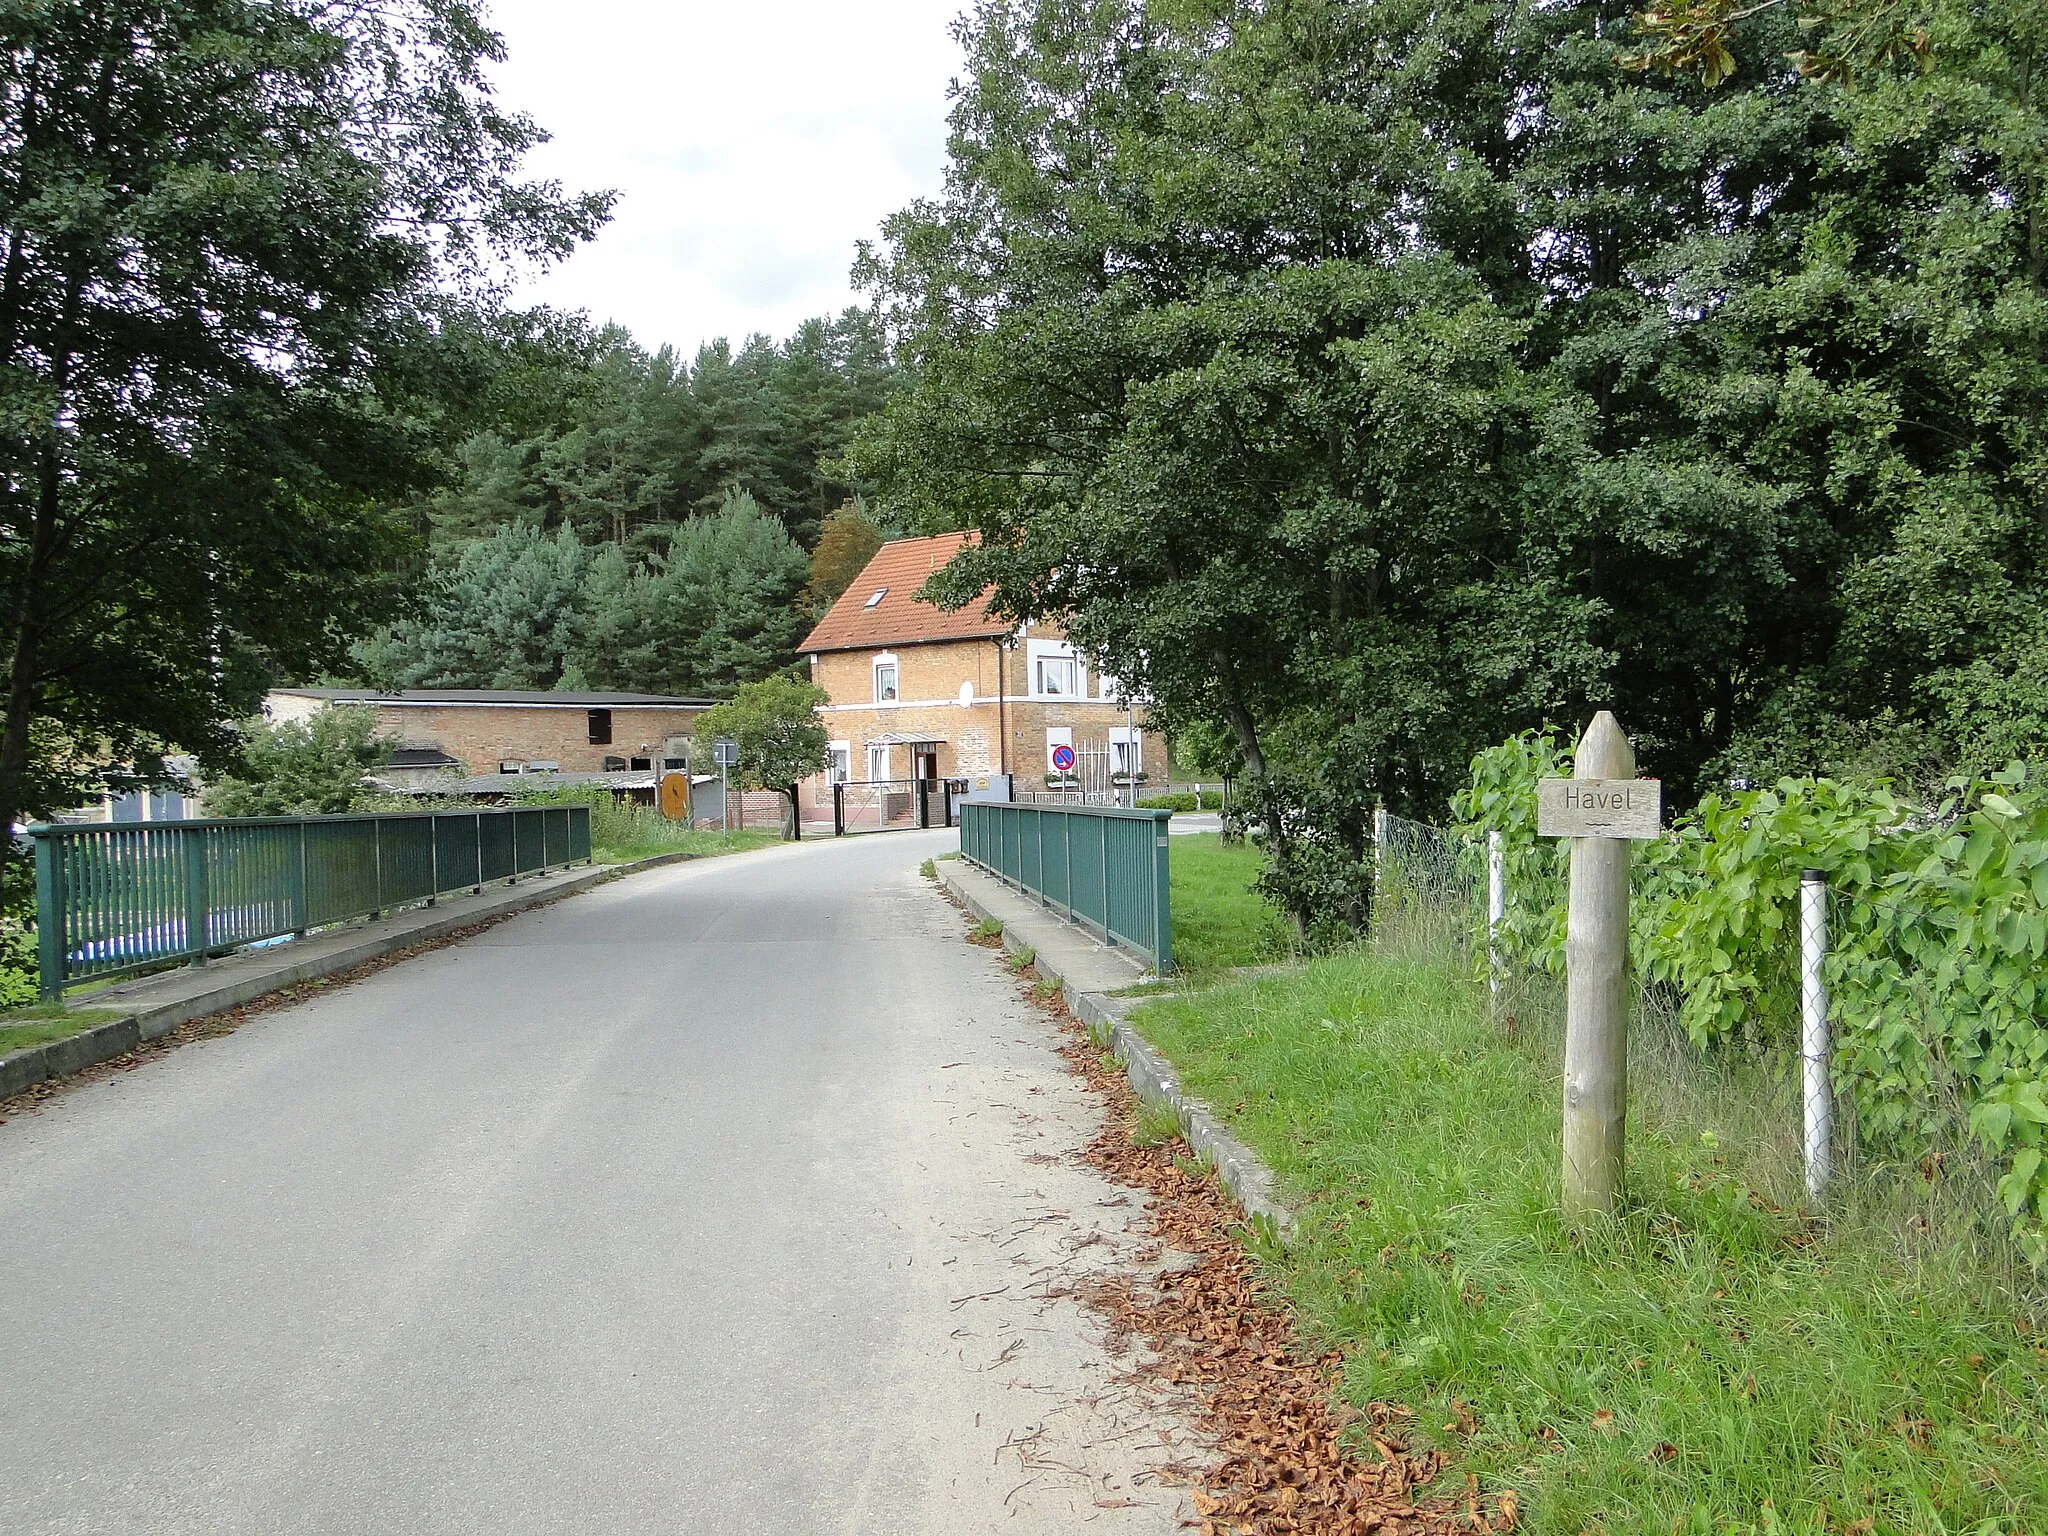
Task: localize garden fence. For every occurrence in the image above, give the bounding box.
[31,806,591,997]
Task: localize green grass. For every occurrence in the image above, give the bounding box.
[1132,944,2048,1533]
[1169,832,1292,976]
[507,784,782,865]
[0,1003,125,1057]
[592,825,779,864]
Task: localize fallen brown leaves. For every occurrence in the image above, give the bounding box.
[1040,987,1506,1536]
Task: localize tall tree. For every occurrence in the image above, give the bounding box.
[694,674,829,840]
[854,0,2048,930]
[643,489,811,694]
[0,0,609,832]
[358,521,594,690]
[804,497,887,617]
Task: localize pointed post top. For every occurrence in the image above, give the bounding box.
[1575,710,1635,780]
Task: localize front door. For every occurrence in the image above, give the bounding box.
[913,746,938,783]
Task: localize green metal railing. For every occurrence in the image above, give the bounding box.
[958,801,1173,972]
[29,806,592,998]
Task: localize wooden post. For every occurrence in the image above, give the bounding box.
[1562,711,1634,1217]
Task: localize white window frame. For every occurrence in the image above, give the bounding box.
[1026,639,1084,700]
[1110,725,1143,778]
[873,652,900,704]
[867,742,892,782]
[825,741,851,784]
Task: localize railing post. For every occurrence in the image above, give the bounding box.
[1152,811,1173,974]
[833,782,844,837]
[183,824,210,967]
[473,810,483,893]
[33,829,64,1001]
[1099,814,1112,946]
[294,821,309,936]
[427,814,439,906]
[508,810,518,884]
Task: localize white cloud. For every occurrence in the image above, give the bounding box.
[485,0,964,354]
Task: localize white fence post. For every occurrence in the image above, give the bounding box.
[1487,829,1505,1010]
[1801,868,1832,1203]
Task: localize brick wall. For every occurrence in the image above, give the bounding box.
[360,703,707,775]
[805,626,1148,800]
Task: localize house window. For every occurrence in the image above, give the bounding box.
[630,756,652,771]
[602,755,628,772]
[1111,727,1143,779]
[826,742,851,784]
[864,587,888,608]
[1034,654,1078,696]
[587,708,613,745]
[867,742,892,781]
[663,756,686,771]
[874,659,899,703]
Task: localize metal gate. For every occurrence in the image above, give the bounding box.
[831,778,968,835]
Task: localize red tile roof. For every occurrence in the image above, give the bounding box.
[800,532,1010,654]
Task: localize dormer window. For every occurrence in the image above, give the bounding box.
[863,587,888,608]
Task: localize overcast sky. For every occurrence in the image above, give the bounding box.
[486,1,965,356]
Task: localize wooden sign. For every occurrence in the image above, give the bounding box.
[1537,777,1661,839]
[658,771,691,822]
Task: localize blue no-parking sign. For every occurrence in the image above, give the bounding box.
[1050,744,1076,772]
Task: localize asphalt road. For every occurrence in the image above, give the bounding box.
[0,833,1194,1534]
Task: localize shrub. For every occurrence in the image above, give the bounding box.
[1456,735,2048,1261]
[1137,793,1197,812]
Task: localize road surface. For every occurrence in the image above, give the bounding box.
[0,833,1196,1533]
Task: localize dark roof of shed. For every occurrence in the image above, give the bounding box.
[799,533,1008,654]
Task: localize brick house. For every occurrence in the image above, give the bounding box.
[798,534,1147,818]
[262,688,715,786]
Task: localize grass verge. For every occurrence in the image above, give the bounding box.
[1132,943,2048,1533]
[0,1003,126,1056]
[1169,831,1291,976]
[593,826,779,864]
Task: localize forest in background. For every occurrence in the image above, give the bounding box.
[354,307,897,695]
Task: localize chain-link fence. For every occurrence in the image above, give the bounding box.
[1362,810,2017,1269]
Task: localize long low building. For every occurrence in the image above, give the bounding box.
[264,688,715,787]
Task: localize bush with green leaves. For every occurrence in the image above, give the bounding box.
[1456,737,2048,1260]
[1136,793,1197,813]
[204,709,389,818]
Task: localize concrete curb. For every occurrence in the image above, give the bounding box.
[0,847,722,1102]
[939,860,1297,1245]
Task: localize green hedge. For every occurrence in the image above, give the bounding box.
[1137,790,1224,812]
